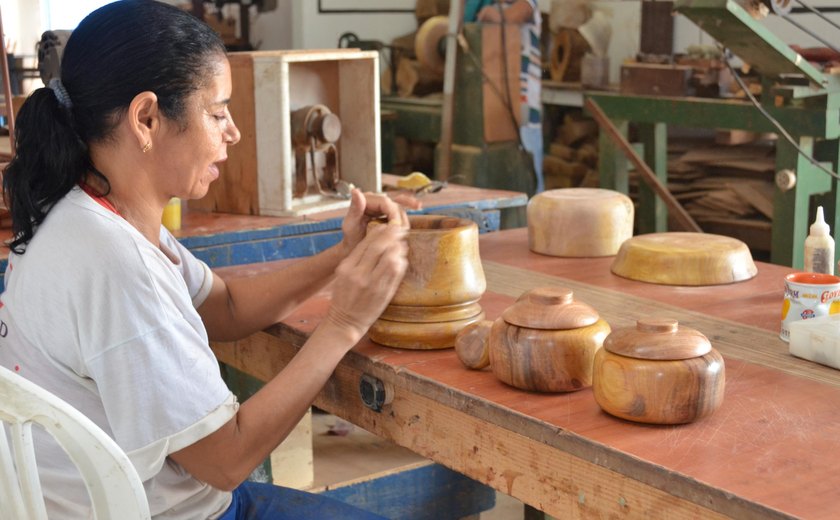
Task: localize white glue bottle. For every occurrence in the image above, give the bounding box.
[804,206,835,274]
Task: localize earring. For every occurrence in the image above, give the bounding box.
[142,142,152,153]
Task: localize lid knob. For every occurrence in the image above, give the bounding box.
[636,319,678,334]
[527,287,573,306]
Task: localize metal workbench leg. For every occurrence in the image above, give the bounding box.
[638,122,668,234]
[772,137,831,267]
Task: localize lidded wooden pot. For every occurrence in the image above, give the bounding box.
[488,287,611,392]
[593,319,725,424]
[369,215,486,349]
[528,188,634,257]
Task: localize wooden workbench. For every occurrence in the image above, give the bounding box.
[174,175,525,266]
[212,227,840,519]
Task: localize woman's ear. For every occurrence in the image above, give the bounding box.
[127,91,160,152]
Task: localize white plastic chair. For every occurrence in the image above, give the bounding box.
[0,365,150,519]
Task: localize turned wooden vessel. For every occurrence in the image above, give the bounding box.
[370,215,486,349]
[593,319,725,424]
[487,287,611,392]
[528,188,634,257]
[611,232,757,286]
[455,320,493,370]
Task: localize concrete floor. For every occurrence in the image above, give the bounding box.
[312,411,524,519]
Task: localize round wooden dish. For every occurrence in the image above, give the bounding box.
[610,232,757,286]
[488,287,611,393]
[592,319,725,424]
[528,188,633,257]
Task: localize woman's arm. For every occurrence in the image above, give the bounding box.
[172,220,409,490]
[197,189,413,341]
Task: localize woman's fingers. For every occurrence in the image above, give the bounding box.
[329,223,408,335]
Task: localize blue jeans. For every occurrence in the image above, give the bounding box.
[218,481,388,520]
[520,125,544,193]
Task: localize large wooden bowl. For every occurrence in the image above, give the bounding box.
[593,319,725,424]
[610,232,757,286]
[528,188,633,257]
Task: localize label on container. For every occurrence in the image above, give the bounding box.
[781,272,840,341]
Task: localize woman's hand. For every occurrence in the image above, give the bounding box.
[325,221,409,344]
[340,188,418,254]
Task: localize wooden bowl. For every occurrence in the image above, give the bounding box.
[610,232,757,286]
[389,215,486,307]
[528,188,633,257]
[370,215,486,349]
[488,287,611,392]
[593,319,725,424]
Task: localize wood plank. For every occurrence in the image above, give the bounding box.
[728,180,775,219]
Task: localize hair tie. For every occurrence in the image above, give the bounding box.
[48,78,73,110]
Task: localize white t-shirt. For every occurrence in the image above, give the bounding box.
[0,187,238,519]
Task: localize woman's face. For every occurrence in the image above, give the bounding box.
[155,55,240,201]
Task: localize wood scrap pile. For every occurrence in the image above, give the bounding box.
[629,136,776,252]
[543,110,599,189]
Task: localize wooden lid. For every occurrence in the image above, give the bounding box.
[603,319,711,360]
[501,287,599,330]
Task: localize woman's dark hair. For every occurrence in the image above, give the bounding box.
[3,0,225,253]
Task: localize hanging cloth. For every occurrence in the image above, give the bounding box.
[463,0,496,22]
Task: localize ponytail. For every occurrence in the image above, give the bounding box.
[3,87,99,254]
[1,0,224,255]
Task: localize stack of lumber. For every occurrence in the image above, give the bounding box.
[628,136,776,253]
[543,110,599,189]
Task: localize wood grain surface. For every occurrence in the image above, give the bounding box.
[489,317,611,392]
[369,215,486,349]
[213,228,840,519]
[593,346,725,424]
[611,232,758,286]
[527,188,633,257]
[454,320,493,369]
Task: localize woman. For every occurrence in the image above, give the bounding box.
[466,0,543,194]
[0,1,409,518]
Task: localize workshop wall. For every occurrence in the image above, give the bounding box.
[288,0,417,51]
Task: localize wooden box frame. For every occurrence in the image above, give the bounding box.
[192,49,381,216]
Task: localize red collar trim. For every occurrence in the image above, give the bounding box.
[79,182,120,216]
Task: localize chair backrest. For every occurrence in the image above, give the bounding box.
[0,365,150,520]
